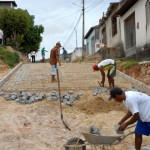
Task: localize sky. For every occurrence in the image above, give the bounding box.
[13,0,119,60]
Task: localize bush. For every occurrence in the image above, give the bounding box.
[123,60,138,69]
[0,47,20,68]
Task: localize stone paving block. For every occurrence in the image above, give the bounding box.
[18,100,26,104]
[78,93,83,96]
[93,93,98,96]
[67,90,74,95]
[64,95,70,99]
[47,96,52,100]
[10,94,17,100]
[142,146,150,150]
[0,91,5,96]
[66,100,73,106]
[74,94,80,100]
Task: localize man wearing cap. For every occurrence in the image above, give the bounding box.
[50,42,61,83]
[109,87,150,150]
[92,59,116,89]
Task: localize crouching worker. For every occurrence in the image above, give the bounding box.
[92,59,116,89]
[109,87,150,150]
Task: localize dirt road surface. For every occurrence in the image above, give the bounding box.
[0,62,149,150]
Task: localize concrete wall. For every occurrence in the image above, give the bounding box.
[105,8,121,48]
[120,0,148,56]
[71,48,82,61]
[0,3,15,9]
[85,30,95,55]
[146,0,150,46]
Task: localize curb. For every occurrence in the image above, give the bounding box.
[0,62,23,87]
[117,70,150,93]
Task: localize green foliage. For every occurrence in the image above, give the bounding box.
[123,60,138,69]
[117,57,129,62]
[20,25,44,54]
[0,8,44,54]
[0,47,20,68]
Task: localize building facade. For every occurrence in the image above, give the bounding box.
[84,25,100,56]
[0,1,17,9]
[116,0,150,57]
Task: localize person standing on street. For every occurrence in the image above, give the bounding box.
[31,51,36,63]
[109,87,150,150]
[50,42,61,83]
[0,29,3,46]
[92,59,116,89]
[62,47,67,60]
[41,47,48,63]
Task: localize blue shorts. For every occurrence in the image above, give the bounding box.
[135,119,150,136]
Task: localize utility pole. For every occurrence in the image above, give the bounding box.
[75,30,78,48]
[82,0,85,60]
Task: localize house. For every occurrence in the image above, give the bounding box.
[0,1,17,9]
[84,25,100,55]
[116,0,150,57]
[71,47,83,61]
[99,2,123,59]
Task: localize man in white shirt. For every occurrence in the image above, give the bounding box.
[0,29,3,45]
[109,87,150,150]
[31,51,36,63]
[92,59,116,89]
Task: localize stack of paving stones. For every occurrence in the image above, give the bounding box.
[4,91,46,104]
[92,87,141,97]
[93,87,109,96]
[47,88,83,106]
[0,89,83,106]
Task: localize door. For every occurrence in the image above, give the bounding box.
[124,12,136,50]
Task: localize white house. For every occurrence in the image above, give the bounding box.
[105,2,121,48]
[0,1,17,9]
[84,25,100,55]
[71,47,82,61]
[116,0,150,57]
[99,3,123,59]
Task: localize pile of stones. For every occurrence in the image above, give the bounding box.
[93,87,109,96]
[47,89,83,106]
[0,89,83,106]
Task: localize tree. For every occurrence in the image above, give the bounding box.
[0,8,44,54]
[20,24,44,54]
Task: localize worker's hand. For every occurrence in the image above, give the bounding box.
[118,123,128,131]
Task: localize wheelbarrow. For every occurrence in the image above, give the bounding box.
[64,126,135,150]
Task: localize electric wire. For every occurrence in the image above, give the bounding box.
[63,13,82,47]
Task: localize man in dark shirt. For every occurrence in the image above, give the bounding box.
[50,42,61,83]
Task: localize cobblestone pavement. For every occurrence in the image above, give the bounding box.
[1,62,132,92]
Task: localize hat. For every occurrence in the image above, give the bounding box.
[93,65,98,71]
[109,87,123,100]
[56,42,61,47]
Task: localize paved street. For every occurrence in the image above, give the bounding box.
[1,62,132,92]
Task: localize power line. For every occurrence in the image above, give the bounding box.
[63,13,82,46]
[85,0,105,13]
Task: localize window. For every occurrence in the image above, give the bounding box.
[112,16,117,37]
